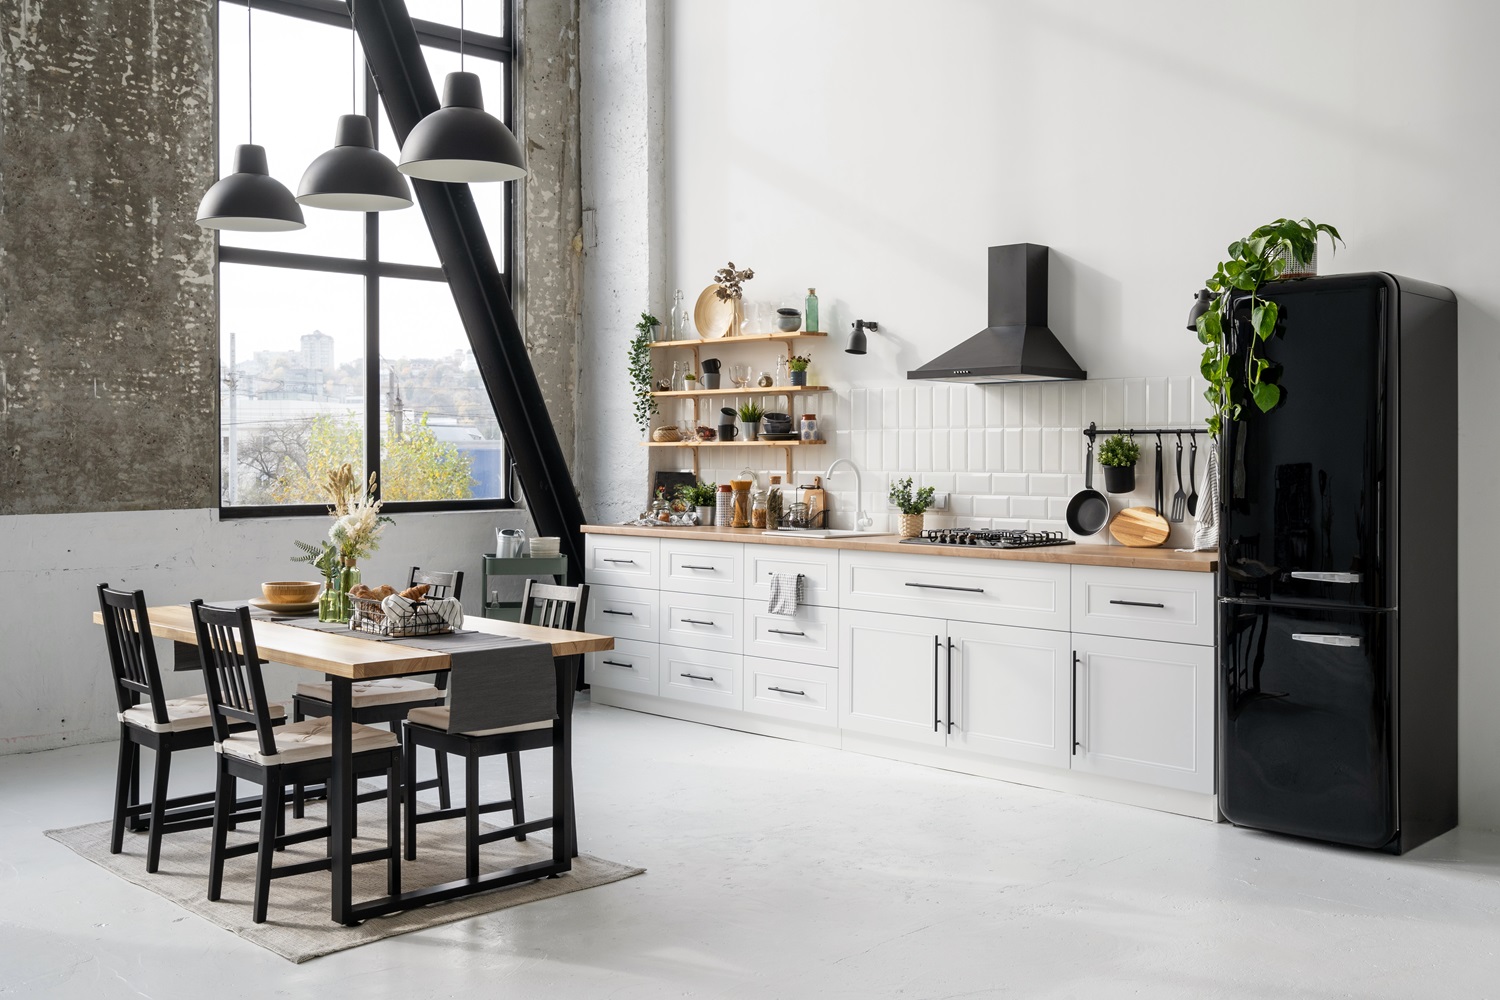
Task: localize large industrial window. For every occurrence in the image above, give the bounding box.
[216,0,515,514]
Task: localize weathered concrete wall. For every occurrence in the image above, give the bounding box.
[517,0,584,473]
[576,0,665,523]
[0,0,219,516]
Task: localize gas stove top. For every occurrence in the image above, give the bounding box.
[900,528,1077,549]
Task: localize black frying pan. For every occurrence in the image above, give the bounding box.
[1066,439,1110,535]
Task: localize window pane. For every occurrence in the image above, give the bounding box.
[221,265,366,506]
[405,1,505,37]
[218,5,365,258]
[379,277,504,501]
[378,50,506,268]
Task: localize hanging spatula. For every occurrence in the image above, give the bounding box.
[1186,435,1200,517]
[1169,433,1187,523]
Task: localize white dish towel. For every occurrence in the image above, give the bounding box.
[767,572,803,617]
[1186,442,1221,552]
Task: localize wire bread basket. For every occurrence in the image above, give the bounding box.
[348,595,453,637]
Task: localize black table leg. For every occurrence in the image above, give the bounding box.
[556,654,579,859]
[329,676,356,925]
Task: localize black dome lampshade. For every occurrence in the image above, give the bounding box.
[847,319,879,355]
[398,71,526,183]
[298,115,413,211]
[196,144,306,232]
[1186,288,1213,330]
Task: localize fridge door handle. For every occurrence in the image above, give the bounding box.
[1291,632,1362,648]
[1289,571,1362,584]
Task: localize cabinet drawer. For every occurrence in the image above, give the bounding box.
[658,645,742,710]
[585,638,658,696]
[658,592,742,653]
[1071,566,1214,645]
[584,535,660,588]
[660,539,743,598]
[743,545,840,607]
[839,551,1070,630]
[743,657,838,728]
[742,601,838,666]
[584,584,659,643]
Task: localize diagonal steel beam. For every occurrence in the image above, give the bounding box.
[352,0,584,584]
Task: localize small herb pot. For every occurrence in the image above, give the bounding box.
[1102,465,1136,494]
[742,420,761,442]
[789,369,808,386]
[898,513,924,539]
[697,505,715,526]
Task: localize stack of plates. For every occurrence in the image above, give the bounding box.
[530,536,561,558]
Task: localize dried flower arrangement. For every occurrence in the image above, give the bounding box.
[321,463,389,566]
[713,261,755,301]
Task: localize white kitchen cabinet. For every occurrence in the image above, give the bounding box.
[658,645,742,710]
[838,609,947,746]
[660,539,744,598]
[839,550,1070,630]
[743,600,838,667]
[585,638,658,697]
[1070,633,1214,794]
[946,621,1072,769]
[742,657,839,728]
[584,534,660,589]
[658,592,742,654]
[1071,565,1214,646]
[584,583,660,643]
[743,545,841,608]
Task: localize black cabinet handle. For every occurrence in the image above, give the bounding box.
[946,638,955,734]
[933,635,940,733]
[767,686,806,696]
[767,628,806,636]
[601,659,633,669]
[601,609,634,617]
[1071,651,1080,755]
[1109,599,1165,608]
[907,582,985,594]
[602,558,637,564]
[681,564,717,571]
[681,618,716,626]
[681,672,715,682]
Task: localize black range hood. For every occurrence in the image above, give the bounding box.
[907,243,1087,383]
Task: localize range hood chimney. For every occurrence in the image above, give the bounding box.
[907,243,1087,384]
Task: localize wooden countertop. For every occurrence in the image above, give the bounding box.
[582,524,1217,573]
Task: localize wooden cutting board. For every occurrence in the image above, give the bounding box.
[1109,506,1171,547]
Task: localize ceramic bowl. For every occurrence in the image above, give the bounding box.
[775,308,801,332]
[261,581,323,605]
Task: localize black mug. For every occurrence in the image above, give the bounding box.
[718,423,739,441]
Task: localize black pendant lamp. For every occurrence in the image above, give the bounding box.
[297,3,412,211]
[196,0,304,232]
[398,0,526,183]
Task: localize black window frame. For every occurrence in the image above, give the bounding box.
[215,0,518,519]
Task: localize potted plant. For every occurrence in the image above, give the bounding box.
[737,400,765,441]
[678,481,718,525]
[1098,434,1140,493]
[888,477,936,538]
[630,312,661,437]
[788,353,811,387]
[1195,218,1343,437]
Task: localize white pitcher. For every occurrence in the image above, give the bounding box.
[495,527,528,558]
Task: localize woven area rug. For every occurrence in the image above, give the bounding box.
[45,795,644,963]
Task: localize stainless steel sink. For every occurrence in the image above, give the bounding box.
[761,529,891,538]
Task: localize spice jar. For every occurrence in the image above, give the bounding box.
[715,483,734,528]
[751,490,768,529]
[800,413,818,441]
[730,478,753,528]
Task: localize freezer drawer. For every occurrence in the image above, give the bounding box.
[1218,601,1396,849]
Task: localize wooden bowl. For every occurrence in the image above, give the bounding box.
[261,581,323,605]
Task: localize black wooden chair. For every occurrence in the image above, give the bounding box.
[99,584,277,873]
[292,567,463,818]
[403,581,587,876]
[190,599,402,924]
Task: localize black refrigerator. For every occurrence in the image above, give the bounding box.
[1217,272,1458,854]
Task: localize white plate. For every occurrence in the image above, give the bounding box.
[249,597,319,614]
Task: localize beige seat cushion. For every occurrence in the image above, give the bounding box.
[120,695,286,734]
[296,677,443,709]
[217,716,398,765]
[406,705,554,738]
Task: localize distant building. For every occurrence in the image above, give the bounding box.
[301,331,335,373]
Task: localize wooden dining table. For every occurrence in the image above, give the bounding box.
[92,603,613,926]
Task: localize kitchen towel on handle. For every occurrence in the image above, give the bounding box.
[767,572,803,616]
[1185,443,1221,552]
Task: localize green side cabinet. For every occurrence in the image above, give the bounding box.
[481,554,569,621]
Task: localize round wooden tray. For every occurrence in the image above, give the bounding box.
[1108,506,1170,547]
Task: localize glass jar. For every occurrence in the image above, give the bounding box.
[800,412,818,441]
[767,487,783,531]
[650,487,673,523]
[715,484,735,527]
[730,479,753,528]
[751,490,768,529]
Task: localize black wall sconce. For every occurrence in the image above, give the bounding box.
[846,319,880,355]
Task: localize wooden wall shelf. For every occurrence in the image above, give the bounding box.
[652,385,830,399]
[641,438,824,479]
[649,331,828,350]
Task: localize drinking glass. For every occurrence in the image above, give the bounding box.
[731,364,751,389]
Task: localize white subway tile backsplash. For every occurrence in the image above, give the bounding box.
[969,386,987,426]
[914,430,932,472]
[956,472,991,494]
[992,473,1028,495]
[1021,428,1042,470]
[930,431,949,472]
[950,386,969,428]
[1002,429,1022,473]
[966,429,985,472]
[949,430,968,472]
[898,387,916,428]
[973,495,1011,517]
[1041,386,1061,427]
[1003,386,1022,426]
[1124,379,1148,425]
[985,428,1005,470]
[1041,428,1062,473]
[1028,473,1069,496]
[1022,384,1042,426]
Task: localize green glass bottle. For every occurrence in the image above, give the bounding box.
[804,288,819,333]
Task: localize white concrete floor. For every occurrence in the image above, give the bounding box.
[4,701,1500,998]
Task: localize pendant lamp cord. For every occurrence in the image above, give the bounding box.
[350,0,357,113]
[246,0,254,144]
[459,0,465,72]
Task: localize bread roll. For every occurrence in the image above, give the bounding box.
[400,583,431,601]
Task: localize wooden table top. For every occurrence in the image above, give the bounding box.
[92,604,614,681]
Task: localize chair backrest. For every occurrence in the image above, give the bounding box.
[408,567,463,601]
[189,599,280,756]
[98,584,168,724]
[518,580,588,631]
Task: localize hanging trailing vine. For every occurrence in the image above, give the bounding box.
[1197,218,1343,437]
[630,312,661,435]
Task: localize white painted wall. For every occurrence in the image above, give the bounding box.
[574,0,1500,827]
[0,507,532,755]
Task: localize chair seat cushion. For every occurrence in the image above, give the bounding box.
[120,695,286,734]
[217,716,399,765]
[406,705,554,738]
[296,677,443,708]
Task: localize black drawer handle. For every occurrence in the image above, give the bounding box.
[601,609,634,616]
[681,672,715,682]
[1109,599,1165,608]
[681,618,716,626]
[767,686,806,696]
[766,628,806,637]
[906,582,985,593]
[601,659,634,669]
[681,564,717,571]
[602,558,637,565]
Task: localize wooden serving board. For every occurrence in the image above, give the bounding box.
[1109,506,1171,547]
